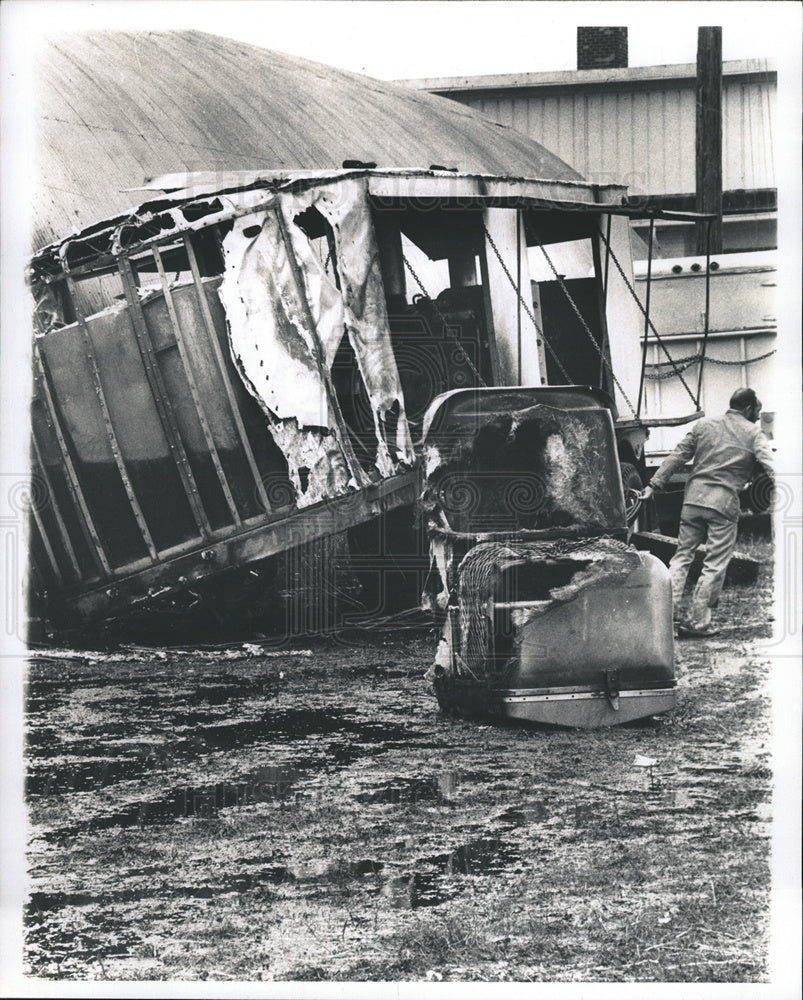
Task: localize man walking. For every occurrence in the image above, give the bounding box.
[641,388,774,638]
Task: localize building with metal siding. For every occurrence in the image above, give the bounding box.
[401,60,777,258]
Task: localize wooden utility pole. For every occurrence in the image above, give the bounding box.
[695,26,723,254]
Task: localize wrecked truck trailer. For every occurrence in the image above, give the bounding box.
[27,167,661,634]
[422,387,675,728]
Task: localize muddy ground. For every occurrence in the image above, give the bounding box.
[24,544,775,983]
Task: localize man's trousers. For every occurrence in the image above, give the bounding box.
[669,503,739,627]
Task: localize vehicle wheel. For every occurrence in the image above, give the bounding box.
[620,462,645,533]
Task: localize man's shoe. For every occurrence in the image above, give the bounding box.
[677,623,720,639]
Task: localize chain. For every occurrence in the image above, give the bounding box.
[598,227,699,408]
[646,352,708,369]
[647,348,777,369]
[644,359,699,381]
[706,349,777,365]
[482,229,573,384]
[402,254,487,387]
[527,229,640,419]
[644,347,777,381]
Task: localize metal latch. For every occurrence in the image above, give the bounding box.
[604,668,620,711]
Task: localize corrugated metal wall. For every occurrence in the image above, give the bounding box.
[722,80,776,190]
[451,71,775,195]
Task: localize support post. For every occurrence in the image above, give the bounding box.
[696,218,713,405]
[29,430,82,579]
[447,252,476,289]
[637,217,655,416]
[481,208,541,386]
[118,256,212,541]
[373,211,406,302]
[695,26,723,254]
[591,230,613,394]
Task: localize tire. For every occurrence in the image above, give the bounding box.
[620,462,645,533]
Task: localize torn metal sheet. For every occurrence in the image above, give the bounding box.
[267,418,353,502]
[219,205,340,428]
[219,206,352,506]
[219,179,414,507]
[296,179,415,477]
[31,279,66,336]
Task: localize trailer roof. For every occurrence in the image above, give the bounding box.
[34,30,591,251]
[29,168,630,278]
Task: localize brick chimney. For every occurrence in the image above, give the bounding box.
[577,27,628,70]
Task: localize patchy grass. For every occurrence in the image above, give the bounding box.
[24,541,774,982]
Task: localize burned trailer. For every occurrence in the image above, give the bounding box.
[28,171,419,632]
[27,165,663,635]
[422,387,675,728]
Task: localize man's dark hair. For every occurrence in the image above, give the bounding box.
[729,387,759,411]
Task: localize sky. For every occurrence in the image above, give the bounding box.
[3,0,799,81]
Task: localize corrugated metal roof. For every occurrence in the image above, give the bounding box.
[34,30,584,250]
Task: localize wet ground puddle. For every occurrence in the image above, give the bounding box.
[28,705,417,841]
[299,836,523,910]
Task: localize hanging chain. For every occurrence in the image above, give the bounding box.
[644,357,700,381]
[597,227,700,408]
[402,254,487,387]
[647,347,777,368]
[482,228,573,384]
[647,351,711,370]
[706,348,776,365]
[527,229,640,419]
[644,347,777,381]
